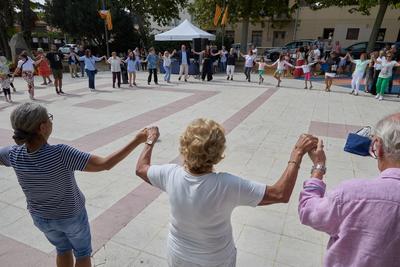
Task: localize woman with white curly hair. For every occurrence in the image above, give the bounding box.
[136,119,317,267]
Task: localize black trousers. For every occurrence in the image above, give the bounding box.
[112,72,121,87]
[201,59,213,81]
[3,88,10,96]
[148,69,158,84]
[370,69,381,95]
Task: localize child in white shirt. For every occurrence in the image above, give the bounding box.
[267,54,294,87]
[294,58,317,89]
[0,72,12,102]
[163,51,173,83]
[256,57,267,84]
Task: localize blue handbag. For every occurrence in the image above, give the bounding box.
[344,127,372,157]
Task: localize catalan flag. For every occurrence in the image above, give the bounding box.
[221,5,229,26]
[213,4,222,26]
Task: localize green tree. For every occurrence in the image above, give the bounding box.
[188,0,293,51]
[0,0,40,59]
[45,0,188,52]
[303,0,400,52]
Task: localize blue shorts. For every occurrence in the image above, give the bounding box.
[31,209,92,259]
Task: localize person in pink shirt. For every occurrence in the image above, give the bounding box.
[299,113,400,267]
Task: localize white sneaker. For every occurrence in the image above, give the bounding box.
[354,91,358,96]
[375,94,380,99]
[379,95,383,101]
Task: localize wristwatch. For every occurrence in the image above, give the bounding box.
[146,139,154,146]
[311,164,326,175]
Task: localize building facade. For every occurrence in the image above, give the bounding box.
[225,2,400,48]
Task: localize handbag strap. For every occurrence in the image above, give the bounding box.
[356,126,371,137]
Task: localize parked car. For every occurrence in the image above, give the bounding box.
[58,44,77,54]
[342,41,393,58]
[264,39,317,62]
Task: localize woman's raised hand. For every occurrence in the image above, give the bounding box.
[147,126,160,143]
[293,134,318,156]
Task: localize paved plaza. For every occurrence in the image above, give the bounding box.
[0,71,399,267]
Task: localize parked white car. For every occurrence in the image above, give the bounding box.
[58,44,77,54]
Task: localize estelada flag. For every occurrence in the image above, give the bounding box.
[213,4,222,26]
[98,10,113,30]
[221,5,229,26]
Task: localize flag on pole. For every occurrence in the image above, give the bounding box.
[221,5,229,26]
[213,4,222,26]
[99,10,113,30]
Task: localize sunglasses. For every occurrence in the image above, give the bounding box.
[48,113,54,121]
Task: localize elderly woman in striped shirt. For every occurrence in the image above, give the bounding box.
[0,103,149,267]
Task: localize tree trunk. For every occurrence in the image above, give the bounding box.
[240,18,249,52]
[0,27,12,60]
[22,0,32,48]
[367,0,389,53]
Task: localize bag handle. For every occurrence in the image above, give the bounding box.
[356,126,371,137]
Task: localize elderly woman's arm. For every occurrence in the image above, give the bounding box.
[136,127,160,184]
[84,129,147,172]
[258,134,318,205]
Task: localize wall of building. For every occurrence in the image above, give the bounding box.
[220,4,399,48]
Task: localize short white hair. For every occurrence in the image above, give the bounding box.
[374,114,400,160]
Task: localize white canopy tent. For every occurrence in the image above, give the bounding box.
[155,19,216,41]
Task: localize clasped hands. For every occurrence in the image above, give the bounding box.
[293,134,326,167]
[136,127,160,144]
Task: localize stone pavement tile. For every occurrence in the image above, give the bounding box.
[0,203,25,228]
[0,213,53,253]
[112,218,161,251]
[134,199,170,228]
[143,227,168,259]
[275,236,323,267]
[127,252,168,267]
[236,225,281,259]
[282,214,324,245]
[236,250,274,267]
[0,185,25,206]
[86,177,142,210]
[0,177,15,193]
[92,240,141,267]
[242,208,286,235]
[85,204,106,221]
[73,99,121,109]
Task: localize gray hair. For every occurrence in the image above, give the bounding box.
[10,103,48,144]
[374,113,400,161]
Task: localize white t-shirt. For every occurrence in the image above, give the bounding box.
[147,164,266,266]
[163,56,171,67]
[296,62,315,73]
[375,56,386,71]
[379,61,398,79]
[273,59,293,71]
[313,49,321,60]
[17,57,35,72]
[107,57,122,72]
[244,55,256,67]
[258,62,267,70]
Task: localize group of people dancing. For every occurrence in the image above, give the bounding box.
[1,42,398,102]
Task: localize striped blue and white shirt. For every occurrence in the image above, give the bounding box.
[0,144,91,219]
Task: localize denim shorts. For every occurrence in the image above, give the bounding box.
[31,208,92,259]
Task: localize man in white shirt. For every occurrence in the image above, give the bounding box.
[177,45,191,82]
[107,52,122,88]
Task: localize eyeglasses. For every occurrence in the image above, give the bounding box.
[48,113,54,121]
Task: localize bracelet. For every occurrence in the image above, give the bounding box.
[288,160,300,168]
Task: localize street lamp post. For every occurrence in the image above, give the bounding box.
[102,0,110,58]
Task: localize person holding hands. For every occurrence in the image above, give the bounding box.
[136,119,317,267]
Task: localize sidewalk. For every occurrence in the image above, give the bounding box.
[0,71,399,267]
